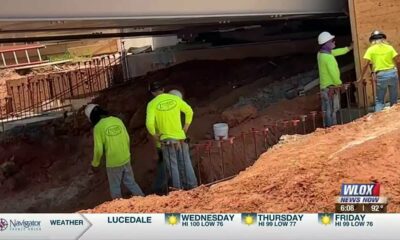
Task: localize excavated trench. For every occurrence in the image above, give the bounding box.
[0,50,355,212]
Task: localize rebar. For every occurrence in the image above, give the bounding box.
[218,136,225,178]
[310,111,317,130]
[299,115,307,134]
[292,120,300,134]
[195,145,202,185]
[251,128,258,159]
[343,83,352,122]
[370,77,376,112]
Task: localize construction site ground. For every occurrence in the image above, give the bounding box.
[0,53,367,213]
[85,106,400,213]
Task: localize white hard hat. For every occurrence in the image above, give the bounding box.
[84,104,98,120]
[169,89,183,99]
[318,31,335,45]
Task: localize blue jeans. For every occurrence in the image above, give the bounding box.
[106,162,144,199]
[321,88,340,127]
[161,140,198,190]
[153,149,168,195]
[375,69,399,112]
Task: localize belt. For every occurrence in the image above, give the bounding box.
[376,68,397,74]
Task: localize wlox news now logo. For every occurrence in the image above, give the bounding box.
[338,183,386,204]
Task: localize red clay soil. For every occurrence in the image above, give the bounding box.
[0,55,323,213]
[84,106,400,213]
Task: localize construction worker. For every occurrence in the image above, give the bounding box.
[153,89,183,195]
[85,104,144,199]
[360,30,399,112]
[146,82,198,190]
[317,31,353,127]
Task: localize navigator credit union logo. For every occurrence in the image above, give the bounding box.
[0,218,8,231]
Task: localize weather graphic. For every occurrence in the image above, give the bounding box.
[241,213,257,226]
[318,214,334,226]
[165,214,181,226]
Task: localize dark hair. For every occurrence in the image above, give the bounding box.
[90,106,109,126]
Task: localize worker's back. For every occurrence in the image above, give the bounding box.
[146,93,193,141]
[93,116,131,168]
[364,43,397,72]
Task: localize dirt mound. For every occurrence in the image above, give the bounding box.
[84,106,400,213]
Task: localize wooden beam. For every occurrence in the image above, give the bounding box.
[349,0,400,107]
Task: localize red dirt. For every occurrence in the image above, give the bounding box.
[0,55,320,213]
[84,106,400,213]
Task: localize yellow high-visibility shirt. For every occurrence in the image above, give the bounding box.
[364,43,398,72]
[318,47,350,89]
[146,93,193,141]
[92,116,131,168]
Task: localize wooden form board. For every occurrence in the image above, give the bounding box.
[349,0,400,106]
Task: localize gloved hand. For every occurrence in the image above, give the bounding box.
[88,166,99,175]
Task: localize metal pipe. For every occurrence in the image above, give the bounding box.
[0,99,4,131]
[37,49,42,61]
[370,76,376,112]
[251,128,258,159]
[240,132,248,165]
[262,127,269,150]
[228,137,236,170]
[292,120,300,134]
[353,82,362,118]
[218,137,225,179]
[283,121,290,135]
[310,111,317,130]
[337,87,344,125]
[195,145,202,185]
[84,62,93,94]
[20,84,26,117]
[299,115,307,134]
[25,50,31,63]
[77,63,87,97]
[362,80,368,114]
[206,141,213,182]
[1,53,6,66]
[343,83,352,122]
[13,51,19,65]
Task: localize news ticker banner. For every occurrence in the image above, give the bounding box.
[1,213,400,240]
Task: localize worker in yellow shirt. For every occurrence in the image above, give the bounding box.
[146,82,198,190]
[317,31,353,127]
[360,30,399,112]
[153,90,184,195]
[85,104,144,199]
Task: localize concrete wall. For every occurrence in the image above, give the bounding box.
[127,39,318,79]
[124,35,178,50]
[152,36,179,49]
[124,37,153,50]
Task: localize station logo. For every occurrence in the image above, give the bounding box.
[0,218,8,231]
[341,183,380,196]
[165,214,180,226]
[318,213,334,226]
[338,183,386,203]
[241,213,257,226]
[336,182,387,213]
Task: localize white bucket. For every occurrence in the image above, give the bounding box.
[213,123,229,140]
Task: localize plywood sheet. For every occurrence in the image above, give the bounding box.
[349,0,400,105]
